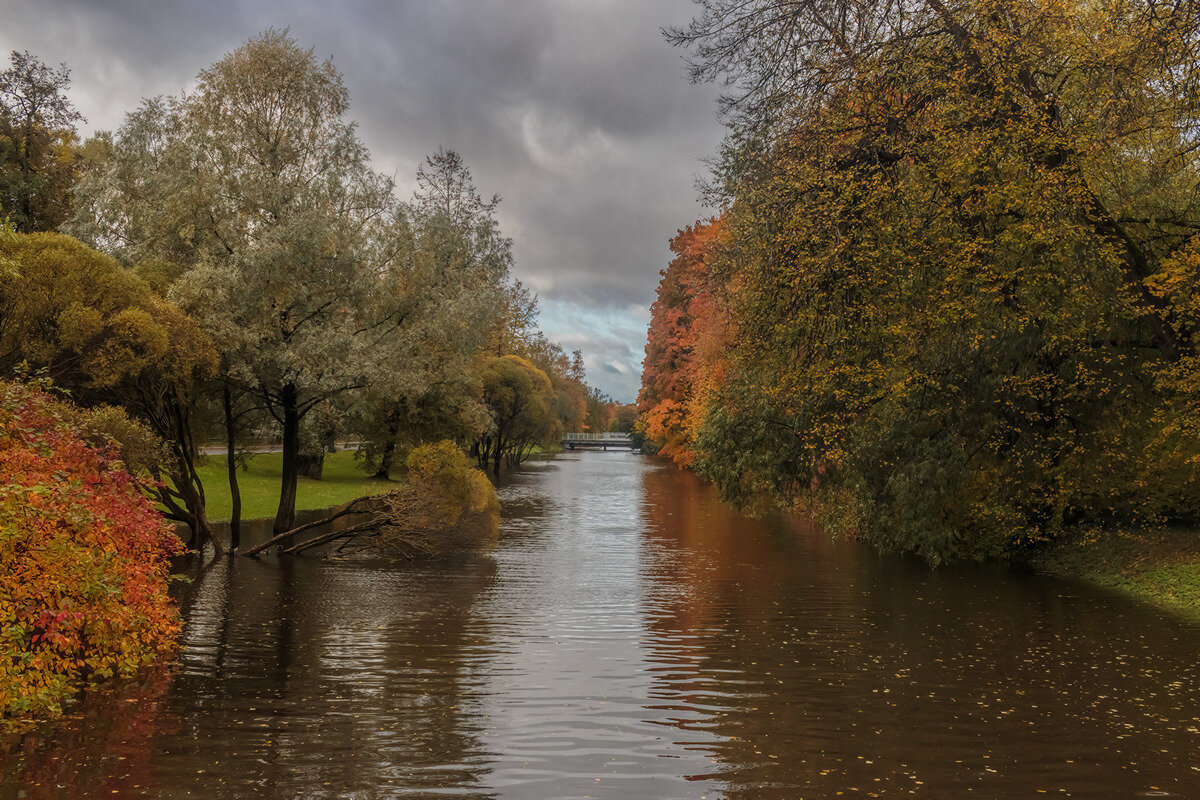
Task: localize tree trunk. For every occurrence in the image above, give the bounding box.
[492,435,503,476]
[223,383,242,552]
[374,440,394,479]
[173,463,224,556]
[375,411,400,479]
[165,389,224,555]
[298,449,325,480]
[274,383,301,538]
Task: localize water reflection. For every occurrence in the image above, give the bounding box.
[0,672,173,799]
[171,554,499,798]
[3,452,1200,799]
[4,552,500,800]
[637,462,1200,798]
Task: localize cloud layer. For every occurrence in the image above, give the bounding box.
[0,0,726,400]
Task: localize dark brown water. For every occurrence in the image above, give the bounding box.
[4,451,1200,799]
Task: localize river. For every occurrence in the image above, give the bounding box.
[4,451,1200,798]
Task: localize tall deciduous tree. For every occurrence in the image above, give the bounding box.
[353,148,508,479]
[660,0,1200,561]
[72,30,403,535]
[0,51,82,232]
[638,217,727,467]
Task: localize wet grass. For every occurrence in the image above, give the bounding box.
[194,450,395,522]
[1031,527,1200,621]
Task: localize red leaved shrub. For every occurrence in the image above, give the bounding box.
[0,381,182,726]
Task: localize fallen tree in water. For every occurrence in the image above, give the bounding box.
[243,441,499,557]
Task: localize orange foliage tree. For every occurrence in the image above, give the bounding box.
[637,217,728,467]
[0,381,182,727]
[662,0,1200,562]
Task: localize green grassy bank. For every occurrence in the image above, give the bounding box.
[1030,528,1200,622]
[194,451,395,522]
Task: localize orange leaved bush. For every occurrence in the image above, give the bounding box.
[638,216,729,467]
[0,381,182,727]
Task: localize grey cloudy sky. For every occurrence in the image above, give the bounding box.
[0,0,726,401]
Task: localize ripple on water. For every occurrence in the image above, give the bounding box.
[3,450,1200,799]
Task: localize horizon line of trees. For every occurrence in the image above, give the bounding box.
[640,0,1200,563]
[0,31,619,554]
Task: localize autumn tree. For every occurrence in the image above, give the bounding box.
[473,355,559,475]
[663,0,1200,561]
[484,276,592,441]
[71,30,415,536]
[0,51,82,232]
[611,403,638,433]
[638,217,727,467]
[486,279,539,357]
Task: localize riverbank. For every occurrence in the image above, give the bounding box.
[1030,527,1200,622]
[194,450,395,521]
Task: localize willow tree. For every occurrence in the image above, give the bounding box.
[353,149,508,479]
[0,50,83,232]
[72,30,401,535]
[668,0,1200,560]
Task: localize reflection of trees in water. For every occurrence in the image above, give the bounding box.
[0,669,175,799]
[187,554,499,799]
[491,473,553,544]
[7,554,500,800]
[638,462,850,796]
[637,465,1200,799]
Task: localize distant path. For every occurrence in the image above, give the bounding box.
[198,442,362,456]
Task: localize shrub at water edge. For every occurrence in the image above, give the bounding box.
[0,381,182,727]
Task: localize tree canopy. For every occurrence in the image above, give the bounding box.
[474,355,559,474]
[643,0,1200,561]
[0,50,82,232]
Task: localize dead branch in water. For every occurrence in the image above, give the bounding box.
[242,483,496,558]
[241,496,376,557]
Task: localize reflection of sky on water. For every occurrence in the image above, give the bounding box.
[475,452,724,797]
[4,451,1200,799]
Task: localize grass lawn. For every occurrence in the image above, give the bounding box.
[194,450,396,522]
[1030,527,1200,622]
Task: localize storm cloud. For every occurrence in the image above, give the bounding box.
[0,0,726,400]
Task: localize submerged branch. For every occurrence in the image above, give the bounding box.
[242,496,376,556]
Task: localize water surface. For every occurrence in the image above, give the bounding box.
[4,452,1200,798]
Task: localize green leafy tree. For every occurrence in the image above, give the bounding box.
[354,149,507,479]
[474,355,559,475]
[71,30,409,536]
[0,51,82,232]
[665,0,1200,561]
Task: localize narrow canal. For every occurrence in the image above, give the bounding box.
[5,451,1200,798]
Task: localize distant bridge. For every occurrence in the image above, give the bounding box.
[561,432,636,450]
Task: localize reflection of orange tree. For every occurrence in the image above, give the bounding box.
[0,381,182,727]
[0,668,176,799]
[637,465,877,797]
[638,467,1200,798]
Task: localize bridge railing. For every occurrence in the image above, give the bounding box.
[562,432,632,441]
